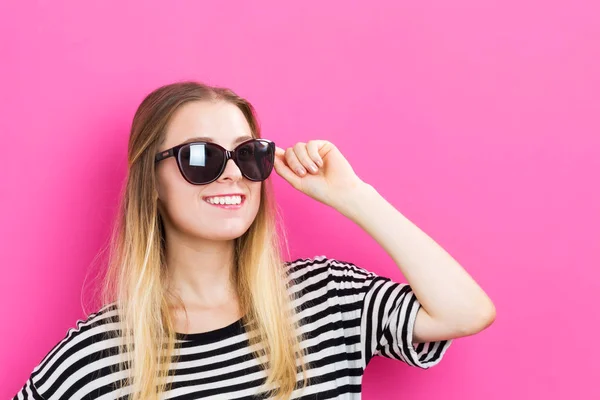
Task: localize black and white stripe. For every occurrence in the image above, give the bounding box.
[13,255,451,399]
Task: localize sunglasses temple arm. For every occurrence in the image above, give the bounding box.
[156,148,175,163]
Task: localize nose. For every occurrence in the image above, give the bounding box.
[217,158,243,182]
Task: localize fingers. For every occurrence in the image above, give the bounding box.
[306,141,324,168]
[293,142,320,175]
[285,146,307,176]
[274,146,302,188]
[274,140,326,180]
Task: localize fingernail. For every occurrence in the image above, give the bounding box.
[310,164,318,173]
[296,167,306,175]
[317,160,323,167]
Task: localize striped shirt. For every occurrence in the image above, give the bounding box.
[13,255,452,399]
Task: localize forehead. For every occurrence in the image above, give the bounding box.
[161,100,253,150]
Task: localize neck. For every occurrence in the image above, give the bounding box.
[165,232,238,309]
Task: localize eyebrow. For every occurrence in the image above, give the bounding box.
[182,135,254,145]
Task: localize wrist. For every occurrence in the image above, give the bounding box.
[332,181,378,219]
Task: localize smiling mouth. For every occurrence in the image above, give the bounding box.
[202,195,246,208]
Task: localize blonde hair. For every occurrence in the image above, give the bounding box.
[94,81,309,399]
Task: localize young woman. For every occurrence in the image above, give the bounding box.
[13,81,495,400]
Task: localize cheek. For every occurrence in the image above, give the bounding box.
[249,183,262,207]
[157,165,198,208]
[156,161,181,196]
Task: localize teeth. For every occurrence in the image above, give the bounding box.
[205,195,243,205]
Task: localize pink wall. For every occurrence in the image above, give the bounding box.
[2,1,598,398]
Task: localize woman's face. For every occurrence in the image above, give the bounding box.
[155,100,262,241]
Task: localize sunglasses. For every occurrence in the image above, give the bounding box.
[155,138,276,185]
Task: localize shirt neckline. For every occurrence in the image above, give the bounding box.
[174,315,245,342]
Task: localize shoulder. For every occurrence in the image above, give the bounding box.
[284,254,381,290]
[28,302,121,398]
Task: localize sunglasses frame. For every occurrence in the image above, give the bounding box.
[155,138,276,185]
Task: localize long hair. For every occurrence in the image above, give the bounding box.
[96,81,310,399]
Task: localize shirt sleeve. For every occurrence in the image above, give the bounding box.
[10,303,119,400]
[326,256,452,369]
[12,376,46,400]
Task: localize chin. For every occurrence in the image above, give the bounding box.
[203,224,253,241]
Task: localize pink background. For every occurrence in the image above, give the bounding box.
[2,1,598,398]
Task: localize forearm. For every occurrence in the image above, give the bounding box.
[335,182,496,332]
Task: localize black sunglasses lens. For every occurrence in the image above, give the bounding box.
[179,143,225,184]
[236,140,275,181]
